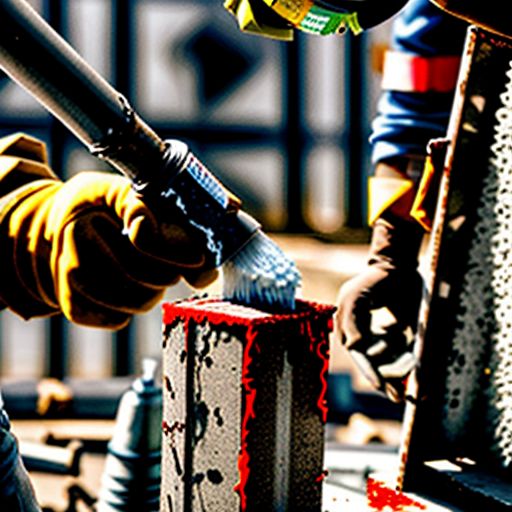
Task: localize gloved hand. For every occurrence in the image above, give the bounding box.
[335,216,424,402]
[334,160,427,402]
[0,133,218,329]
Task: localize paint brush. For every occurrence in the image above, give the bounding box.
[0,0,301,311]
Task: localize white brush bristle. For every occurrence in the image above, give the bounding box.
[222,231,301,312]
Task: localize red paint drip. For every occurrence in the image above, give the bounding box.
[367,478,427,511]
[162,420,186,437]
[162,420,186,449]
[305,319,331,423]
[233,326,258,511]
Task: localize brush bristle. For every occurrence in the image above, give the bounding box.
[222,231,301,312]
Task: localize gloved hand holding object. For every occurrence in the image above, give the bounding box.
[0,133,217,329]
[0,0,301,316]
[335,158,425,402]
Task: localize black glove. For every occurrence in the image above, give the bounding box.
[335,216,424,402]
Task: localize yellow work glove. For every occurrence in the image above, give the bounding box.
[0,133,217,329]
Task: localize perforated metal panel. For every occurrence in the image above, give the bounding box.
[396,26,512,510]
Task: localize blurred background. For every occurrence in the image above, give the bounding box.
[0,0,391,383]
[0,1,405,509]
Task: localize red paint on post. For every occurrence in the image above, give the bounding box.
[315,469,329,482]
[233,327,257,511]
[304,320,331,423]
[162,298,335,512]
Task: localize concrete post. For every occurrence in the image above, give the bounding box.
[160,298,335,512]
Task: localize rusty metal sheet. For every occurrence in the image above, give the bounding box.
[395,25,512,506]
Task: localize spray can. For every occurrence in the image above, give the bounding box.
[96,358,162,511]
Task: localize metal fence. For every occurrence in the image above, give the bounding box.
[0,0,388,382]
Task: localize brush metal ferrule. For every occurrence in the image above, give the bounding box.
[142,139,261,271]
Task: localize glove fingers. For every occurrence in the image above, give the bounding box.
[54,214,182,325]
[340,271,421,350]
[182,267,219,289]
[350,320,418,402]
[60,281,137,330]
[335,270,380,349]
[348,348,383,390]
[47,172,219,328]
[349,348,415,403]
[335,266,422,402]
[50,172,210,269]
[128,215,208,269]
[66,213,184,286]
[108,174,210,268]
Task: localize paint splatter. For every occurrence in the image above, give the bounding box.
[164,375,176,400]
[367,478,427,511]
[315,469,329,482]
[207,468,224,484]
[213,407,224,427]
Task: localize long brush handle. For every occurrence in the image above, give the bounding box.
[0,0,259,270]
[0,0,167,190]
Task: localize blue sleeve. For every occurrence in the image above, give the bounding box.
[370,0,469,164]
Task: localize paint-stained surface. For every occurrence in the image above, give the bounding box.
[367,476,426,511]
[160,298,335,512]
